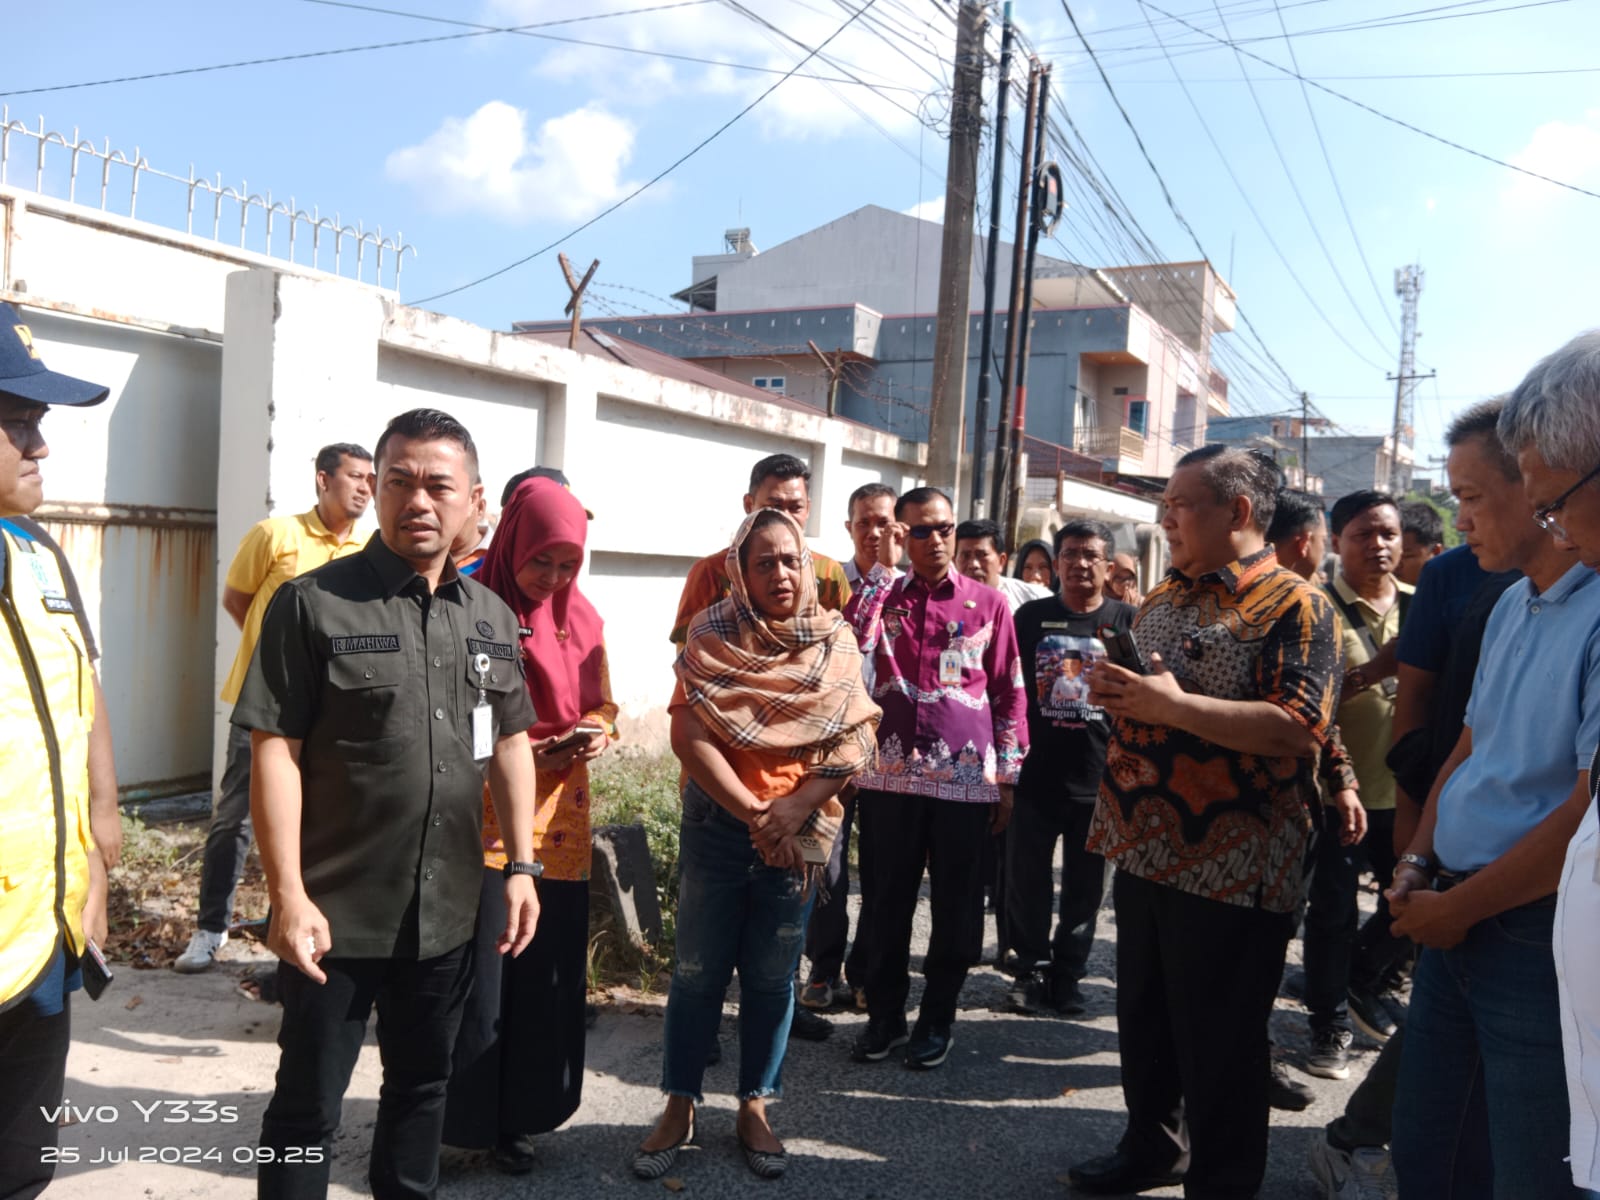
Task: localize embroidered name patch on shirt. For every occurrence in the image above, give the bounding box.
[330,634,401,654]
[466,638,516,661]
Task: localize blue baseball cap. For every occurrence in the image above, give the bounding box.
[0,303,109,407]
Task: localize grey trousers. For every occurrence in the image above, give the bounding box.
[196,723,253,933]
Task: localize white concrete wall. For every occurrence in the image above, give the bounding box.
[222,273,926,757]
[4,182,926,792]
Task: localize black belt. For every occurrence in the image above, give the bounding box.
[1433,867,1477,893]
[1434,867,1557,910]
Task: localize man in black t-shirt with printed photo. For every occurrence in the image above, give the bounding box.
[1005,519,1136,1016]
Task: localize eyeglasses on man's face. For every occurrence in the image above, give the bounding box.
[907,522,955,541]
[1532,459,1600,541]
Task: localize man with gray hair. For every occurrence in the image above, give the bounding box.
[1068,445,1341,1198]
[1380,361,1600,1198]
[1497,330,1600,1196]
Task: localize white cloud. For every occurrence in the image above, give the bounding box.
[903,196,944,223]
[1504,111,1600,211]
[384,100,640,224]
[480,0,954,140]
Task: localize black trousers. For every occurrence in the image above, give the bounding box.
[803,788,869,989]
[0,998,70,1200]
[1304,807,1405,1031]
[443,872,588,1147]
[858,788,992,1027]
[1113,871,1294,1200]
[1003,787,1108,982]
[259,943,473,1200]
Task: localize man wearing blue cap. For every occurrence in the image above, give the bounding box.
[0,302,113,1198]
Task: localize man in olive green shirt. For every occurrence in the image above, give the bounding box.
[1303,490,1412,1081]
[234,409,540,1200]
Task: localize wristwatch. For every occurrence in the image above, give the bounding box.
[1396,852,1434,878]
[503,860,544,880]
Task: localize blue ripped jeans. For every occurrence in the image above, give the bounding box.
[661,780,813,1103]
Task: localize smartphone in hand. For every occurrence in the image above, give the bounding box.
[545,722,605,755]
[1097,625,1148,675]
[81,938,113,1001]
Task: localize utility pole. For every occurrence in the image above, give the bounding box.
[926,0,987,510]
[1300,391,1310,491]
[969,1,1015,519]
[990,60,1041,521]
[1002,63,1054,548]
[1388,264,1432,496]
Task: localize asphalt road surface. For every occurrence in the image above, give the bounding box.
[46,880,1369,1198]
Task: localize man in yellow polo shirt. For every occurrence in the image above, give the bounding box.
[0,303,112,1197]
[1302,490,1412,1082]
[174,443,373,974]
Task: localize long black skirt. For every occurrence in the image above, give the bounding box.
[441,870,589,1147]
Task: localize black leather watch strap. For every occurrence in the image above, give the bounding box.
[503,860,544,879]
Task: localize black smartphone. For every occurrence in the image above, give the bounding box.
[546,723,604,755]
[1097,625,1147,675]
[81,938,113,1001]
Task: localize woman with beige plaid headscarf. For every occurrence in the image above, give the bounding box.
[631,508,879,1184]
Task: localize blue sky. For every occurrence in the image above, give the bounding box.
[6,0,1600,475]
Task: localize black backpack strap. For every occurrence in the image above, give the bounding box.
[1323,582,1380,661]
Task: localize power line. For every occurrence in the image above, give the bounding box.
[1060,0,1570,63]
[0,1,720,98]
[1058,0,1304,396]
[411,0,882,306]
[1061,64,1600,82]
[1268,0,1398,337]
[1138,0,1600,203]
[1196,0,1396,359]
[300,0,925,92]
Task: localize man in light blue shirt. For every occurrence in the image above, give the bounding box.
[1388,421,1600,1199]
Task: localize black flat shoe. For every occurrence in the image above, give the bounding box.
[493,1133,537,1175]
[631,1119,695,1180]
[789,1006,833,1042]
[1067,1150,1184,1195]
[738,1131,788,1180]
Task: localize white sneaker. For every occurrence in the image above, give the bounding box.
[1308,1137,1398,1200]
[173,929,227,974]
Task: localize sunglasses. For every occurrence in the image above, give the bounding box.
[908,522,955,540]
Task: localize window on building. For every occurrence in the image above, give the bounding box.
[752,376,785,393]
[1176,392,1198,448]
[1126,398,1149,437]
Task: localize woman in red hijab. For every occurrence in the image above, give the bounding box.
[442,476,617,1174]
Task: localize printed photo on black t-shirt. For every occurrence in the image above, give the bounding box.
[1035,633,1108,728]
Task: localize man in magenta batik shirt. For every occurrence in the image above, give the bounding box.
[843,486,1027,1072]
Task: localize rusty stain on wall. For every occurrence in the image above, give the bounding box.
[40,505,217,799]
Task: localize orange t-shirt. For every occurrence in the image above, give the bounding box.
[669,681,806,802]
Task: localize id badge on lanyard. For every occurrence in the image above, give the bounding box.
[939,619,964,686]
[471,653,494,760]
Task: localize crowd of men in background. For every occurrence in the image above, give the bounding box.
[10,298,1600,1200]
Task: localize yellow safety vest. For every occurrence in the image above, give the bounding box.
[0,520,95,1011]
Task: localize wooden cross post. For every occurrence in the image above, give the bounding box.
[807,338,844,417]
[559,253,600,350]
